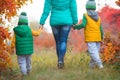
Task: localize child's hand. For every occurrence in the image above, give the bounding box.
[31,25,43,36]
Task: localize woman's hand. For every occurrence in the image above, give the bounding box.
[72,24,78,29]
[39,24,43,29]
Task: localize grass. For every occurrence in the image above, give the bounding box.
[1,48,120,80]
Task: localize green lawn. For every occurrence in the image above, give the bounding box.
[1,48,120,80]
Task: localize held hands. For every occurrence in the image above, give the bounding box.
[39,24,43,29]
[72,24,79,29]
[72,24,76,27]
[39,24,44,33]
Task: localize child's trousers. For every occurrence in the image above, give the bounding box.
[87,42,103,68]
[17,54,32,75]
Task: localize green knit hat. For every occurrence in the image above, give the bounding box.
[18,12,28,25]
[86,0,96,10]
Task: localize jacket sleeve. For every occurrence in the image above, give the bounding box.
[31,28,42,36]
[70,0,78,24]
[100,25,104,40]
[74,14,87,30]
[39,0,51,25]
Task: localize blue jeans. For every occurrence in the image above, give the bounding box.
[51,25,71,63]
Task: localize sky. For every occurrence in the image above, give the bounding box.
[19,0,119,32]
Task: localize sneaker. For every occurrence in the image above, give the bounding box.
[27,70,31,75]
[99,64,104,69]
[57,63,64,69]
[89,62,96,69]
[21,74,28,80]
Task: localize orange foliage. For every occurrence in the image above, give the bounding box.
[115,0,120,6]
[0,0,32,23]
[99,6,120,64]
[0,27,12,71]
[101,32,120,64]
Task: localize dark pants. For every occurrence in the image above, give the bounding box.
[51,25,71,63]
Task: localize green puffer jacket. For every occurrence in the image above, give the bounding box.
[13,25,33,55]
[40,0,78,26]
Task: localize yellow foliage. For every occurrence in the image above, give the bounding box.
[0,27,12,71]
[115,0,120,6]
[101,32,120,64]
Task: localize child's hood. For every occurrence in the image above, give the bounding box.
[13,25,30,37]
[87,10,98,21]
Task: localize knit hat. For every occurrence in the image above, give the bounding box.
[18,12,28,25]
[86,0,96,10]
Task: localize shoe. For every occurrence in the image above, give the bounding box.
[21,74,27,80]
[27,70,31,75]
[99,64,104,69]
[89,62,96,69]
[57,63,64,69]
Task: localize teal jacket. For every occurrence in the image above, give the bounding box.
[74,14,104,39]
[13,25,33,55]
[40,0,78,26]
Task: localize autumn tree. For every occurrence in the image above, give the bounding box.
[0,27,11,70]
[99,4,120,71]
[99,6,120,34]
[115,0,120,6]
[0,0,32,78]
[0,0,32,24]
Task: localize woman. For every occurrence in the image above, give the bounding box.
[39,0,78,69]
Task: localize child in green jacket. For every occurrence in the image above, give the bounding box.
[13,12,42,75]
